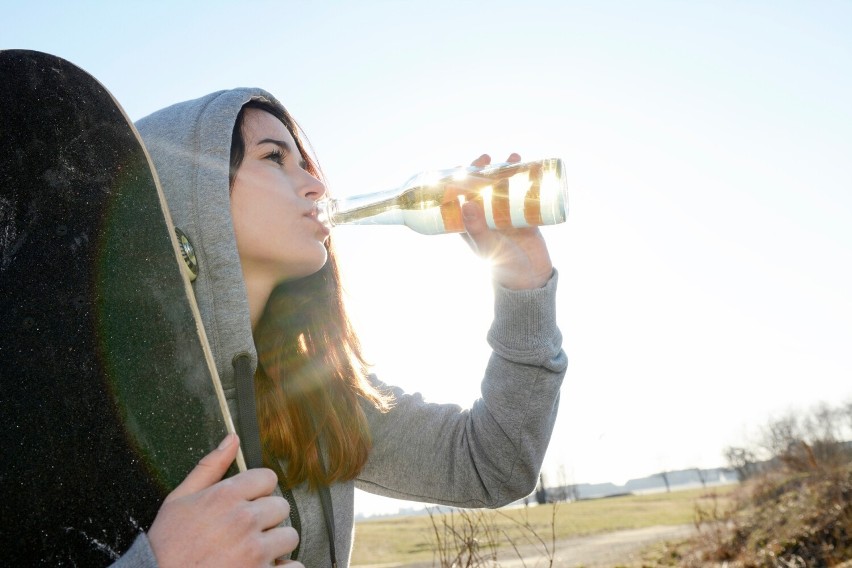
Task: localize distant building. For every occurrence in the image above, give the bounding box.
[535,467,739,502]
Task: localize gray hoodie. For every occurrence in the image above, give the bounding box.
[126,88,566,567]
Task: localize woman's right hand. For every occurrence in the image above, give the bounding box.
[460,153,554,291]
[147,434,303,567]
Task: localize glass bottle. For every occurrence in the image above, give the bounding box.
[315,157,567,235]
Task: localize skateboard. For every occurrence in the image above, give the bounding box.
[0,49,242,564]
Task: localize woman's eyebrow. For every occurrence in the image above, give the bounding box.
[257,138,291,152]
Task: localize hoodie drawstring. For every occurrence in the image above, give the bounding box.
[232,353,264,469]
[316,451,338,568]
[234,352,337,566]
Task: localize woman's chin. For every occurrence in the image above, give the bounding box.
[281,255,328,282]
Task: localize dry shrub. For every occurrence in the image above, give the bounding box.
[670,464,851,567]
[426,504,558,568]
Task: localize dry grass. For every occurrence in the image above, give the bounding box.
[350,485,737,565]
[648,465,852,567]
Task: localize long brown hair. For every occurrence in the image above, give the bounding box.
[230,99,393,489]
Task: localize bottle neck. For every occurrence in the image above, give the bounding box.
[316,189,404,228]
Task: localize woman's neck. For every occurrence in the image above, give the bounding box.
[242,269,275,329]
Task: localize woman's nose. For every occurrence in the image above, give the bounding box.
[300,171,327,201]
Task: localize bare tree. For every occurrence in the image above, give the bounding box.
[733,400,852,476]
[694,467,707,488]
[724,446,760,481]
[844,399,852,436]
[534,473,548,505]
[658,471,671,493]
[761,411,801,459]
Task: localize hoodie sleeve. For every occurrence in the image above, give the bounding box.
[109,533,158,568]
[356,270,567,508]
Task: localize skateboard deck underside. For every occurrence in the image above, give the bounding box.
[0,50,233,564]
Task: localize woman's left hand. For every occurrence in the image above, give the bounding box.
[461,153,554,290]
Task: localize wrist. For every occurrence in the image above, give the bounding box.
[494,265,554,290]
[490,269,560,353]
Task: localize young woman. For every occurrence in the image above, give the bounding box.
[133,89,567,566]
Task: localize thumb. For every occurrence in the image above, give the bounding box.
[165,433,239,502]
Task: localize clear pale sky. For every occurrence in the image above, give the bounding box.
[4,1,851,516]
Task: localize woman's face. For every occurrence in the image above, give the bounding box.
[231,108,329,284]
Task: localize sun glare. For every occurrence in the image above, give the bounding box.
[418,170,442,187]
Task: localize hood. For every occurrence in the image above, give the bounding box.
[135,88,286,434]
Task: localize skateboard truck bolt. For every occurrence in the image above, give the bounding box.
[174,227,199,282]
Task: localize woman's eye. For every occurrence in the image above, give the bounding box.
[265,149,286,165]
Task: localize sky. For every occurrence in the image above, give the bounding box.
[4,1,851,516]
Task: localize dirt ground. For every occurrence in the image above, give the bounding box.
[354,523,695,568]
